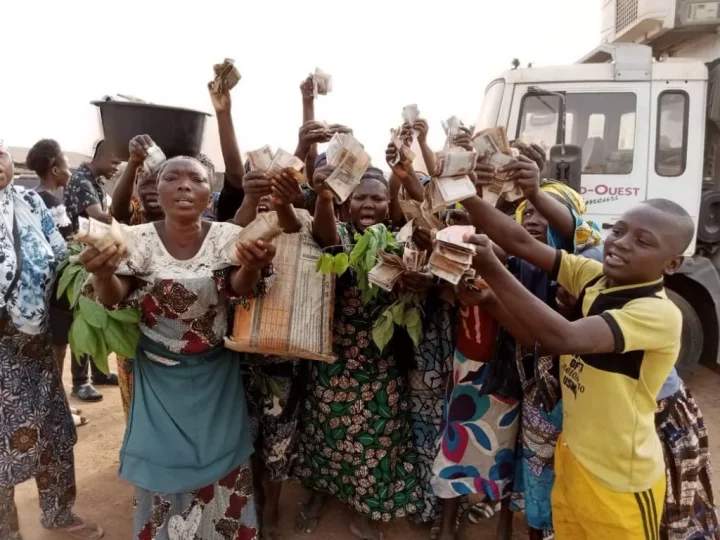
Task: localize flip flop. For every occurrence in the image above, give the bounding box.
[57,517,104,539]
[70,407,82,415]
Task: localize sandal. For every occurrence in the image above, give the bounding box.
[73,414,89,428]
[57,517,104,539]
[70,407,82,415]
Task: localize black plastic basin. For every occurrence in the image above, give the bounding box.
[92,100,209,160]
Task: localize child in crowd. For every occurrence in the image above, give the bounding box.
[460,162,695,539]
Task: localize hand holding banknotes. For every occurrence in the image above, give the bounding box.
[412,119,430,144]
[300,75,315,100]
[311,165,336,201]
[235,239,277,272]
[79,244,123,281]
[385,141,413,179]
[243,170,273,201]
[452,126,474,151]
[463,233,501,273]
[128,134,153,166]
[500,155,540,198]
[208,82,232,114]
[511,140,546,172]
[271,169,304,206]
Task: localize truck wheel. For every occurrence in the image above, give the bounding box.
[666,289,704,374]
[697,190,720,244]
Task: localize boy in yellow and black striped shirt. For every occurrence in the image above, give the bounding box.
[460,157,694,540]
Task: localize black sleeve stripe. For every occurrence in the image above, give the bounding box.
[600,312,625,353]
[550,249,563,281]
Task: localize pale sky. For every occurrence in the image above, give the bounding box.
[2,0,602,169]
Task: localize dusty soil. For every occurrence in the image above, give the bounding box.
[14,358,720,540]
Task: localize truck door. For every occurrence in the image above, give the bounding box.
[507,81,651,228]
[647,80,705,232]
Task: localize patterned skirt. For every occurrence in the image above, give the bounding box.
[656,386,720,540]
[117,356,134,420]
[0,323,76,488]
[431,348,520,501]
[246,360,306,482]
[133,463,258,540]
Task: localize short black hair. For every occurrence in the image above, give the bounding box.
[26,139,62,177]
[642,198,695,252]
[92,139,105,160]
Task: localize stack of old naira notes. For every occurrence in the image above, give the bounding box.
[428,225,477,285]
[472,127,523,206]
[367,242,428,292]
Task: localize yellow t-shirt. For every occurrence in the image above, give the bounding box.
[554,251,682,492]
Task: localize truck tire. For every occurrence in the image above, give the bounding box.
[666,289,704,374]
[697,190,720,244]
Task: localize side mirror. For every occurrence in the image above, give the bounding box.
[547,144,582,192]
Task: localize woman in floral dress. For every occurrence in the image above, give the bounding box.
[295,166,420,540]
[0,143,102,539]
[80,156,275,540]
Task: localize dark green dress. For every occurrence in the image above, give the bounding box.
[295,223,420,521]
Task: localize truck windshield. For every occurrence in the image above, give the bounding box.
[517,92,637,175]
[476,80,505,130]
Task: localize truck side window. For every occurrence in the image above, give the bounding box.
[656,91,689,177]
[517,92,636,175]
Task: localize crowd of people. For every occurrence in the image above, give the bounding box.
[0,72,718,540]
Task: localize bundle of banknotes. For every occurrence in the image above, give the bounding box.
[428,225,477,285]
[75,217,130,258]
[211,58,241,93]
[324,133,371,203]
[367,243,428,292]
[471,127,523,206]
[246,146,305,179]
[312,67,332,96]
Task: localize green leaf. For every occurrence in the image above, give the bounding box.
[108,308,141,324]
[68,270,87,308]
[56,264,81,300]
[390,302,406,325]
[91,330,110,375]
[78,296,108,329]
[372,312,394,352]
[317,253,335,274]
[354,371,371,384]
[349,233,370,266]
[405,307,421,328]
[333,253,349,276]
[69,317,97,358]
[105,318,138,358]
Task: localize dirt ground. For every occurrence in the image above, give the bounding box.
[14,358,720,540]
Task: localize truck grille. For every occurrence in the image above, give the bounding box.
[616,0,639,32]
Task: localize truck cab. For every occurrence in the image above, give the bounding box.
[476,0,720,371]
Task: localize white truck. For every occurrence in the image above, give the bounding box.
[475,0,720,370]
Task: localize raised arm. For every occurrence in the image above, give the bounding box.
[270,169,303,233]
[509,155,575,240]
[311,165,340,248]
[465,234,615,355]
[233,170,271,226]
[462,162,557,273]
[111,135,152,224]
[209,83,244,190]
[385,141,424,203]
[412,119,437,175]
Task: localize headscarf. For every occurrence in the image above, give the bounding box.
[514,180,602,254]
[0,175,67,334]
